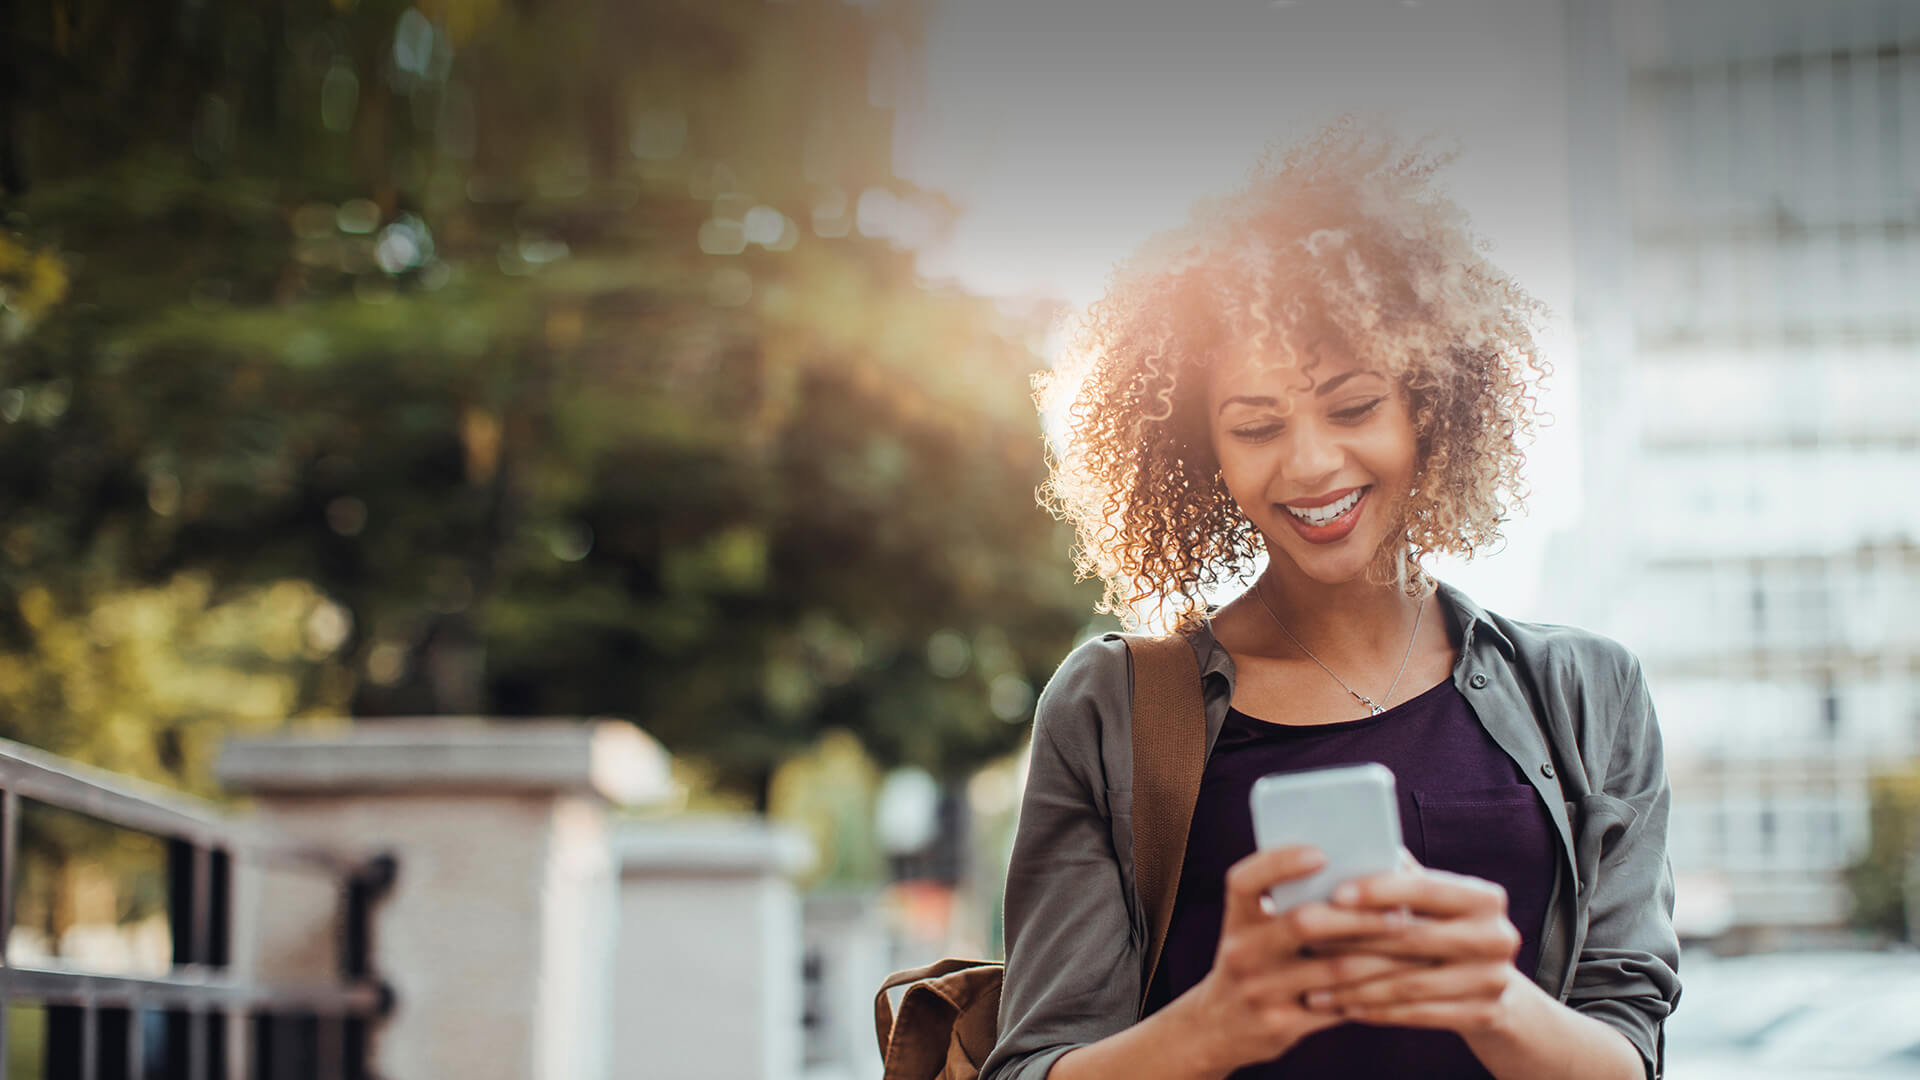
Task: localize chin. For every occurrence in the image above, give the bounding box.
[1267,537,1380,585]
[1266,521,1409,588]
[1292,557,1378,587]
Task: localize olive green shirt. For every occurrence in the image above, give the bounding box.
[982,581,1680,1080]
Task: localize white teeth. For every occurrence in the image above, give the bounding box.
[1285,488,1363,526]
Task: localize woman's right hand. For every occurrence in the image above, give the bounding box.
[1170,846,1427,1075]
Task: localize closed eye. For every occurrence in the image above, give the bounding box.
[1230,423,1283,442]
[1332,397,1386,423]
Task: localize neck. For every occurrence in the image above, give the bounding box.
[1255,556,1427,662]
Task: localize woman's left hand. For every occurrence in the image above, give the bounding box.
[1297,862,1528,1036]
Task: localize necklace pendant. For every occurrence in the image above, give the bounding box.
[1368,703,1385,716]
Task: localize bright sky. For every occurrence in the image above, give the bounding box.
[898,0,1586,619]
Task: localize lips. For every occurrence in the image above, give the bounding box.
[1279,486,1370,544]
[1283,487,1365,526]
[1282,485,1363,510]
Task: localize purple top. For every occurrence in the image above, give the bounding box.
[1144,677,1557,1079]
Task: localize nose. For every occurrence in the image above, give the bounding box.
[1279,417,1343,492]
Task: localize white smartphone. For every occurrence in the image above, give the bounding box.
[1249,763,1403,913]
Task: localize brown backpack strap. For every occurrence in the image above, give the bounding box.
[1120,632,1208,1017]
[873,957,986,1054]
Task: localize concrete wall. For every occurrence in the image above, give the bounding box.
[612,818,813,1080]
[800,891,892,1080]
[220,718,670,1080]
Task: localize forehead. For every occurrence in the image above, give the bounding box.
[1205,336,1369,405]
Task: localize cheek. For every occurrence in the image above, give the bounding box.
[1387,432,1421,478]
[1209,438,1265,511]
[1374,408,1421,479]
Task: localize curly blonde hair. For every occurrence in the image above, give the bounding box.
[1036,119,1550,631]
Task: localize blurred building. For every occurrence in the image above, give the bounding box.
[1557,0,1920,939]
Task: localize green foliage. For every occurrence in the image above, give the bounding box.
[6,1005,45,1080]
[767,729,886,889]
[1845,762,1920,941]
[0,578,340,795]
[0,234,69,344]
[0,0,1097,799]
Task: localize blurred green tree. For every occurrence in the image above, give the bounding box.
[0,0,1100,803]
[1845,763,1920,943]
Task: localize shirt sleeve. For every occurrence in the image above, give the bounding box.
[1566,653,1683,1080]
[981,636,1145,1080]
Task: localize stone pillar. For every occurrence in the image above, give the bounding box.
[218,719,673,1080]
[612,816,813,1080]
[801,890,893,1080]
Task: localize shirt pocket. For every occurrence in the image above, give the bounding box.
[1414,784,1560,972]
[1414,785,1550,885]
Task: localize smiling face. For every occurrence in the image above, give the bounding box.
[1206,338,1420,588]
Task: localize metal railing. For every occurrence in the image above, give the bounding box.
[0,736,393,1080]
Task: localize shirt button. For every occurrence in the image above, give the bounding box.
[1541,763,1556,779]
[1469,673,1488,689]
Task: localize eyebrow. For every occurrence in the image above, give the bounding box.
[1216,369,1384,415]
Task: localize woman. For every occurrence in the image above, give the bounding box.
[980,123,1679,1080]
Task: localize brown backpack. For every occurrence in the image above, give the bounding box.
[872,632,1208,1079]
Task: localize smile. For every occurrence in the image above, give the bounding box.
[1283,487,1367,527]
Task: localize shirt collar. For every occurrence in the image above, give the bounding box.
[1188,576,1513,692]
[1434,578,1514,659]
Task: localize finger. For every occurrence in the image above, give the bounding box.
[1218,904,1403,981]
[1331,868,1507,918]
[1299,936,1426,958]
[1299,916,1521,965]
[1223,846,1326,931]
[1222,956,1420,1018]
[1303,963,1512,1013]
[1282,953,1424,995]
[1323,998,1505,1032]
[1273,1006,1345,1043]
[1216,901,1416,986]
[1298,906,1413,950]
[1265,900,1411,953]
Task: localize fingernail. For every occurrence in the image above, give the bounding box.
[1305,990,1332,1009]
[1332,883,1359,905]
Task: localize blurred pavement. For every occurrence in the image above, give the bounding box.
[1665,949,1920,1080]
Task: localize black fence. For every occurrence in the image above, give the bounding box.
[0,737,393,1080]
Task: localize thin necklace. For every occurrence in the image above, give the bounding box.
[1252,582,1427,717]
